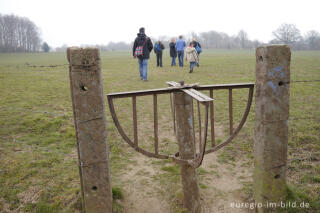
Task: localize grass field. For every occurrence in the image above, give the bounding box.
[0,49,319,212]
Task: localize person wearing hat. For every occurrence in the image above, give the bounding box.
[132,27,153,81]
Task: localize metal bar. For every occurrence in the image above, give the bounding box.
[132,96,138,146]
[192,99,196,149]
[197,83,254,91]
[196,103,209,167]
[108,87,181,98]
[197,101,202,152]
[170,93,176,135]
[168,81,254,90]
[229,89,233,135]
[107,82,254,99]
[153,94,158,155]
[210,90,215,147]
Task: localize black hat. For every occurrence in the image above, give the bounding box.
[139,27,145,34]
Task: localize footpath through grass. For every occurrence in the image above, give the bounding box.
[0,50,319,212]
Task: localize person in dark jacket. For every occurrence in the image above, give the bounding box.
[132,27,153,81]
[169,38,177,66]
[154,41,165,67]
[191,38,202,67]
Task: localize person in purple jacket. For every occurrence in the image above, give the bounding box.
[175,35,186,67]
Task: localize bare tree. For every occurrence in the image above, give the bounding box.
[305,30,320,50]
[237,30,249,48]
[272,23,301,45]
[0,14,41,52]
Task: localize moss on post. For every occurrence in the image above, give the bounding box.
[254,45,291,212]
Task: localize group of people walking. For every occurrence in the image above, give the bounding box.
[132,27,202,81]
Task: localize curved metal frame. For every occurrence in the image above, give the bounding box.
[108,95,210,168]
[107,83,254,168]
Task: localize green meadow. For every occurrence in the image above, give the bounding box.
[0,49,319,212]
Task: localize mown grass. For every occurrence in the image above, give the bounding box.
[0,49,319,212]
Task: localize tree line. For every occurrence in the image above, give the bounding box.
[190,24,320,50]
[83,24,320,52]
[0,14,43,52]
[1,13,319,52]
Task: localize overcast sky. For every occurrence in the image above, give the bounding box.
[1,0,319,47]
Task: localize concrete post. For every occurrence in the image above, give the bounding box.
[67,47,112,213]
[174,91,201,213]
[254,45,291,212]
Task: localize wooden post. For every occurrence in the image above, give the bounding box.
[254,45,291,212]
[67,47,112,213]
[174,91,201,213]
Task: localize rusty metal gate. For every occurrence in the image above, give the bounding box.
[107,81,254,168]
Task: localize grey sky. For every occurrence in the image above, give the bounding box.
[1,0,319,47]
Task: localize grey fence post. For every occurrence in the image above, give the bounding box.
[174,90,201,213]
[254,45,291,212]
[67,47,112,213]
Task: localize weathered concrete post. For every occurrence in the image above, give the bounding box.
[174,87,201,213]
[67,47,112,213]
[254,45,291,212]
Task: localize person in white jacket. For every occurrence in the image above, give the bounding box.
[185,42,199,73]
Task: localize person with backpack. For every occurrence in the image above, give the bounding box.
[185,42,199,73]
[175,35,186,67]
[191,38,202,67]
[132,27,153,81]
[169,38,177,66]
[154,41,165,67]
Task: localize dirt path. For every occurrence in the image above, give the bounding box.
[117,124,254,212]
[119,150,170,213]
[200,151,253,213]
[199,125,253,213]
